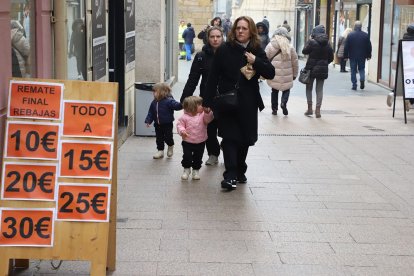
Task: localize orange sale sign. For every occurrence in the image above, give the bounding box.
[0,208,54,246]
[5,122,60,160]
[59,141,113,179]
[7,80,63,120]
[56,184,110,222]
[63,101,115,138]
[1,162,57,201]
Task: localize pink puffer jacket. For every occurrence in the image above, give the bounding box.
[265,39,299,91]
[177,111,213,144]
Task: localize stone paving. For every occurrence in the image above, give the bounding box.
[16,60,414,275]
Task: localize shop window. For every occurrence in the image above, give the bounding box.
[10,0,35,78]
[67,0,86,80]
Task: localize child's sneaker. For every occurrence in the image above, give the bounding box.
[167,145,174,157]
[192,169,200,180]
[153,150,164,159]
[181,168,191,180]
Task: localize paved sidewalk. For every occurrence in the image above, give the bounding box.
[19,61,414,275]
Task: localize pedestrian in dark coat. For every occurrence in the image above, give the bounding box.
[204,16,275,191]
[181,26,224,165]
[182,23,196,61]
[198,17,222,44]
[302,24,334,118]
[68,19,86,80]
[343,21,372,90]
[403,23,414,40]
[256,21,270,50]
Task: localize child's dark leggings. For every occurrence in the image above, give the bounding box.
[181,141,205,169]
[155,123,174,150]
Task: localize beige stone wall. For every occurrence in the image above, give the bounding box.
[178,0,213,51]
[136,0,164,82]
[231,0,296,39]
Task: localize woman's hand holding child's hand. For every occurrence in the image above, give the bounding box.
[146,123,151,128]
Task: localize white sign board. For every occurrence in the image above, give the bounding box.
[402,40,414,98]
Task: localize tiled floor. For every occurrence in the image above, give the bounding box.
[14,61,414,275]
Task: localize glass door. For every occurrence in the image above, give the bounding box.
[11,0,36,78]
[66,0,86,80]
[379,0,393,86]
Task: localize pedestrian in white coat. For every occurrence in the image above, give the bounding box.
[265,27,299,115]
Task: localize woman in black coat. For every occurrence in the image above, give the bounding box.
[302,25,334,118]
[204,16,275,190]
[180,26,224,165]
[198,17,222,45]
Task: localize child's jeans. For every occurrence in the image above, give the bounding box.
[155,123,174,150]
[181,141,205,169]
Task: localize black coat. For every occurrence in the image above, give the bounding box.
[180,44,215,103]
[145,96,182,125]
[256,22,270,50]
[182,27,195,44]
[343,29,372,60]
[302,34,334,79]
[204,41,275,146]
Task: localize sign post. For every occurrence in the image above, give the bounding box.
[0,79,118,275]
[392,40,414,123]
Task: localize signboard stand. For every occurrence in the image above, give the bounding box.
[0,79,118,275]
[392,39,414,124]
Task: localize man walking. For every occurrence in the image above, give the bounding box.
[344,21,372,90]
[182,23,195,61]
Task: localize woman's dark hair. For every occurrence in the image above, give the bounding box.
[227,16,260,49]
[210,17,222,26]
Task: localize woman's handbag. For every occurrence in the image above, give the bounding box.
[298,68,311,84]
[240,63,256,80]
[213,85,238,112]
[213,73,240,112]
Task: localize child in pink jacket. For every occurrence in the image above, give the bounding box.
[177,96,213,180]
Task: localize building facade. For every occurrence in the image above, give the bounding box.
[313,0,414,89]
[178,0,214,51]
[232,0,296,38]
[295,0,414,89]
[0,0,179,185]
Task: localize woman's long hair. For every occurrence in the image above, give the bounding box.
[227,16,260,50]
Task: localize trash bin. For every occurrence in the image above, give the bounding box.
[135,82,156,136]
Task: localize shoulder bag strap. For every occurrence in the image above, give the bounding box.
[269,49,282,63]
